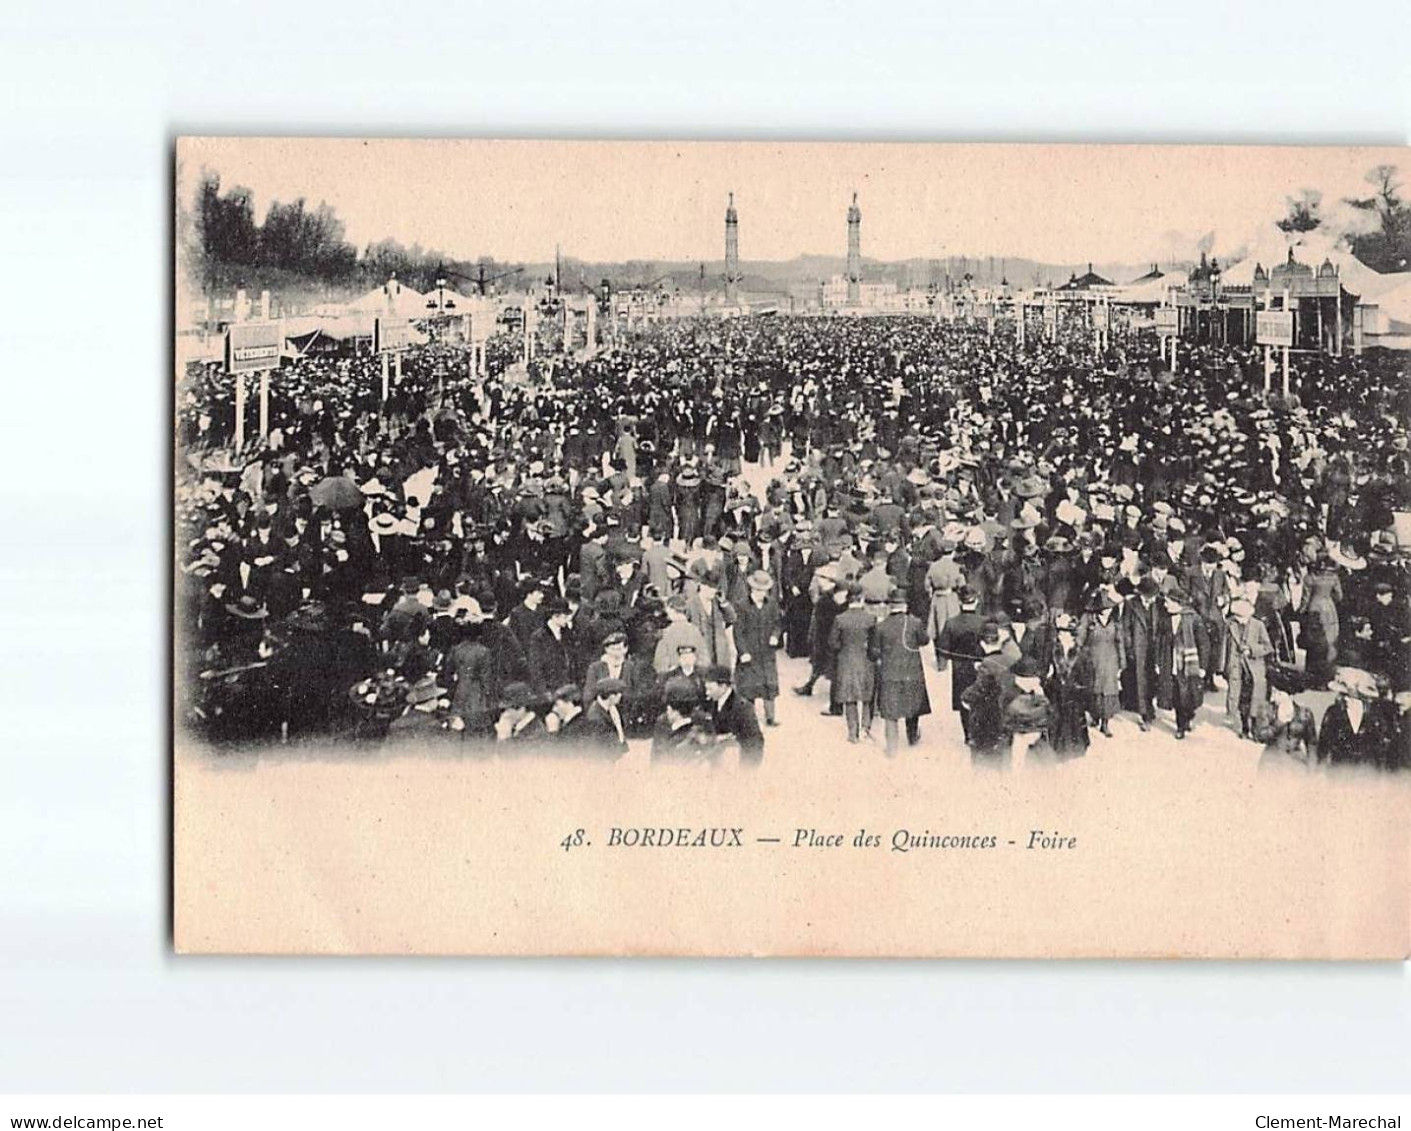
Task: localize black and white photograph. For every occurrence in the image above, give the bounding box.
[5,0,1411,1115]
[171,139,1409,958]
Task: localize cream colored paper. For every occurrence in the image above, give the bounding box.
[174,139,1411,957]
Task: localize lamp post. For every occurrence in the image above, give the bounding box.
[1209,263,1222,346]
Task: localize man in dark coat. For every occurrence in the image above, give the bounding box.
[647,470,675,540]
[704,665,765,767]
[545,684,590,748]
[732,570,783,727]
[579,676,630,759]
[525,598,576,698]
[493,681,549,751]
[1122,575,1164,731]
[780,525,821,657]
[650,687,713,764]
[961,635,1018,765]
[582,631,655,735]
[793,565,843,715]
[871,587,932,754]
[935,587,986,741]
[506,582,548,652]
[1186,546,1231,689]
[1156,590,1210,739]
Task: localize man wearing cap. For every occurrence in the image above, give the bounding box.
[660,643,707,709]
[583,631,652,734]
[733,569,783,728]
[703,665,764,767]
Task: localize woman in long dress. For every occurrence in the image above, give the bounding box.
[1299,556,1343,686]
[1078,594,1124,736]
[1045,617,1092,759]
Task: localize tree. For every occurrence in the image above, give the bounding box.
[195,170,258,274]
[1344,164,1411,273]
[1276,188,1322,234]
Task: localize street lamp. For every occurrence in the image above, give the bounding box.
[1209,261,1222,344]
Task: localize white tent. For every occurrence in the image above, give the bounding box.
[1372,276,1411,325]
[1213,224,1396,300]
[344,277,427,318]
[1111,272,1177,305]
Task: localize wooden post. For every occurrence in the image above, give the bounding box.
[1282,345,1290,399]
[1263,344,1273,396]
[233,371,246,452]
[258,369,270,439]
[394,351,402,384]
[381,351,390,404]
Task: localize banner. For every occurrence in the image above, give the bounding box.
[224,321,282,374]
[1256,310,1294,348]
[374,316,413,353]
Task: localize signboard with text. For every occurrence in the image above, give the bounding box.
[1256,310,1294,348]
[374,316,413,353]
[224,321,282,374]
[1155,308,1178,336]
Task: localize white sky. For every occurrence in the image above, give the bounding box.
[177,139,1404,266]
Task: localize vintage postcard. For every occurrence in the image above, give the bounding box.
[173,139,1410,956]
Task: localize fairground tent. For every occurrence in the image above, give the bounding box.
[344,278,428,319]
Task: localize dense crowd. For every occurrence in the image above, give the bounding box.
[176,311,1411,772]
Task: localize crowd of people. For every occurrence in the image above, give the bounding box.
[176,309,1411,773]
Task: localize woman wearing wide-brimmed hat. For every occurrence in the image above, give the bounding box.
[1077,591,1123,737]
[1318,668,1396,769]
